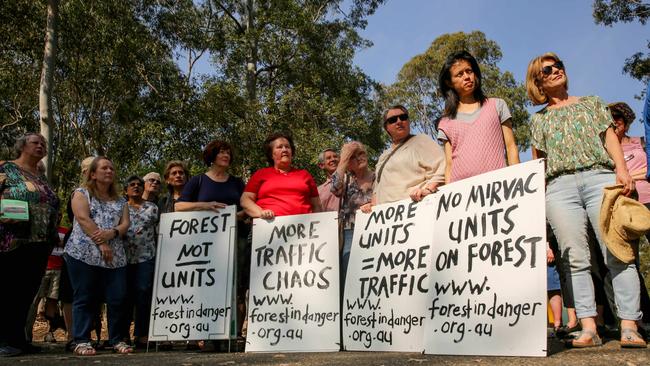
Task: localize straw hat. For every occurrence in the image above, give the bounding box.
[599,185,650,263]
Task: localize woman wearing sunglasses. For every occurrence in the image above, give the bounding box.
[122,175,159,349]
[526,52,643,348]
[437,50,519,183]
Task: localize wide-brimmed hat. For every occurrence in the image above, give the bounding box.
[599,185,650,263]
[608,102,636,126]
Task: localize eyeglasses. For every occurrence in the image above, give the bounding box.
[128,182,143,187]
[146,179,161,185]
[541,61,564,77]
[385,113,409,125]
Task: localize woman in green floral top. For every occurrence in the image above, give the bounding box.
[526,52,642,348]
[0,133,59,357]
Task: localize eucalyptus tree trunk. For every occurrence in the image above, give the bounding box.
[39,0,59,182]
[245,0,257,104]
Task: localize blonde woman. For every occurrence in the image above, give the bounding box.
[64,157,132,355]
[526,53,642,348]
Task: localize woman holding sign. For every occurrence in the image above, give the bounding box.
[64,156,133,355]
[437,50,519,183]
[241,132,322,219]
[175,139,248,348]
[526,53,644,348]
[0,133,59,357]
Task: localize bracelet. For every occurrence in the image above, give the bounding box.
[112,228,119,239]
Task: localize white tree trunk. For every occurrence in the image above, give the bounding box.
[39,0,59,182]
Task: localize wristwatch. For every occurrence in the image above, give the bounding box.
[112,228,120,239]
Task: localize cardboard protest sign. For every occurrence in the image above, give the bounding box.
[423,159,547,356]
[343,199,436,352]
[148,207,236,341]
[246,211,340,352]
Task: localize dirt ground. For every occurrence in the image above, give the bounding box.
[9,321,648,366]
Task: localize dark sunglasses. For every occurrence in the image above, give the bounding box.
[128,182,144,187]
[541,61,564,76]
[146,179,161,184]
[385,113,409,125]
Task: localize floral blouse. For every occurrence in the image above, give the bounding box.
[64,188,127,268]
[0,162,59,252]
[125,201,158,264]
[530,96,615,180]
[331,171,375,230]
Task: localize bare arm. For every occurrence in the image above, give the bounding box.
[604,127,634,195]
[71,190,101,239]
[630,168,647,181]
[502,119,520,165]
[443,141,452,184]
[531,147,546,160]
[241,191,275,219]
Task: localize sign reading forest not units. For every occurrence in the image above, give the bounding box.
[423,159,547,357]
[246,211,340,352]
[343,198,436,352]
[149,207,236,341]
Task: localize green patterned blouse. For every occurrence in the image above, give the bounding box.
[0,162,60,252]
[530,96,615,180]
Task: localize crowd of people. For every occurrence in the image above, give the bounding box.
[1,50,649,357]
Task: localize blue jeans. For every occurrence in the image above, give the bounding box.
[125,259,155,338]
[65,255,128,345]
[546,170,641,320]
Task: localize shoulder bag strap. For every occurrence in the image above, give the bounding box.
[376,134,414,183]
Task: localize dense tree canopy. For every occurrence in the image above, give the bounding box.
[381,31,530,150]
[0,0,386,197]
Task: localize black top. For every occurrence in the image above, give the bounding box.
[178,174,245,209]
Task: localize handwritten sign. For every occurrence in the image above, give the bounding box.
[246,212,340,352]
[148,207,236,341]
[423,160,547,356]
[342,199,435,351]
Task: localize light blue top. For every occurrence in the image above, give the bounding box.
[64,188,127,268]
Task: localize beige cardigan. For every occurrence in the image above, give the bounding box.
[373,134,446,204]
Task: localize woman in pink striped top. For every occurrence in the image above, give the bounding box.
[436,51,520,183]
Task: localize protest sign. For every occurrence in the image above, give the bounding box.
[342,198,436,351]
[423,159,547,356]
[148,207,236,341]
[246,211,340,352]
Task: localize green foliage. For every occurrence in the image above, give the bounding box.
[0,0,386,198]
[382,31,530,150]
[593,0,650,84]
[593,0,649,26]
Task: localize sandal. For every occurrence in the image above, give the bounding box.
[73,342,96,356]
[113,341,134,354]
[621,328,647,348]
[569,329,602,348]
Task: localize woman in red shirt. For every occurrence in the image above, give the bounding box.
[241,132,322,218]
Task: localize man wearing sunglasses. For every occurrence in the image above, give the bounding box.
[366,104,446,209]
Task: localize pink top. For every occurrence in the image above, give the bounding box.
[317,178,340,212]
[622,137,650,204]
[438,98,506,182]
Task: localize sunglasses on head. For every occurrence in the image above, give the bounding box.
[541,61,564,77]
[385,113,409,125]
